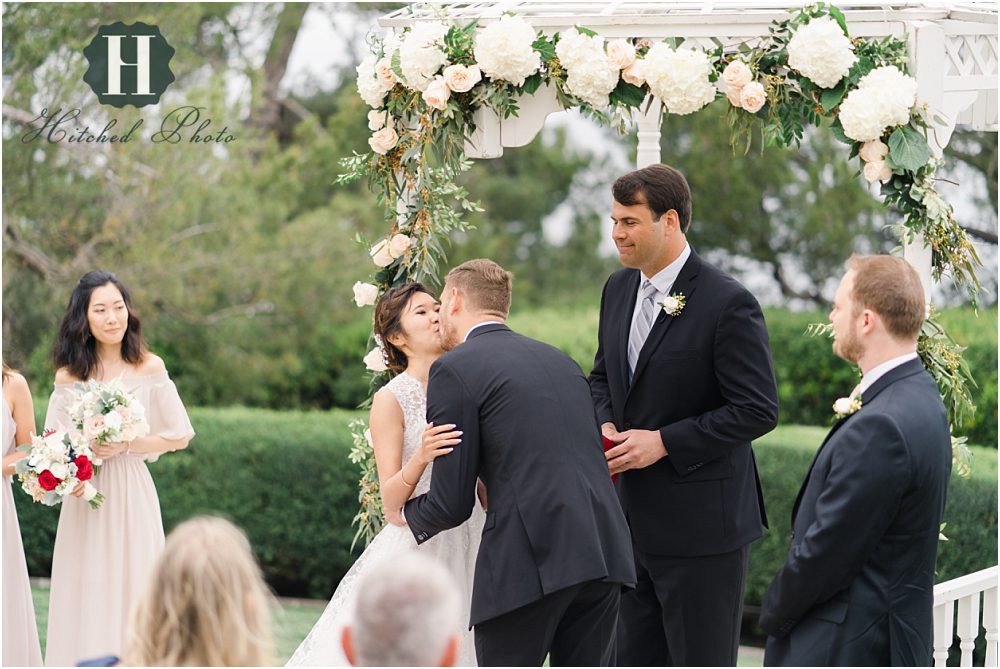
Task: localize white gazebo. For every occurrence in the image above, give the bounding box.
[379,2,999,665]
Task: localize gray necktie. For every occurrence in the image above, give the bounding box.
[628,280,658,378]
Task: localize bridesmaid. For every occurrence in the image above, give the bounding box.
[2,363,44,666]
[43,270,195,666]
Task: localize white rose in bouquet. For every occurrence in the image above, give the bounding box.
[357,55,388,108]
[643,44,717,115]
[787,15,857,88]
[400,21,450,91]
[103,409,123,432]
[474,15,541,86]
[422,76,452,110]
[442,63,482,93]
[353,282,379,307]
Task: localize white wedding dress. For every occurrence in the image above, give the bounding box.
[288,372,485,666]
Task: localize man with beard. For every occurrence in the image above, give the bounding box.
[759,255,951,666]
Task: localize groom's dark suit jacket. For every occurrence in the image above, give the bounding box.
[589,250,779,556]
[759,358,951,666]
[404,324,636,626]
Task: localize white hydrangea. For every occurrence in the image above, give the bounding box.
[473,15,541,86]
[555,30,620,108]
[787,16,857,88]
[399,21,449,91]
[642,43,717,115]
[839,66,918,141]
[356,55,387,108]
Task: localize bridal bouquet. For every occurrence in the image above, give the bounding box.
[15,429,104,508]
[67,378,150,465]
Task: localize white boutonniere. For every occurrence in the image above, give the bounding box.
[832,384,862,419]
[660,293,686,317]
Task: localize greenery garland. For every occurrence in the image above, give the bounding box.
[340,3,982,546]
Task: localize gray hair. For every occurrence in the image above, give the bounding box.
[352,552,462,666]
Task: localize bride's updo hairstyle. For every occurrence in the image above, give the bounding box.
[373,282,435,373]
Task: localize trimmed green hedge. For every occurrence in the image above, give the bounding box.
[14,408,998,603]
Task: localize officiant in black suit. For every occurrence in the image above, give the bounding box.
[404,259,636,667]
[759,255,951,666]
[589,164,779,666]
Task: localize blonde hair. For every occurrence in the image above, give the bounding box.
[848,254,925,341]
[122,516,276,666]
[445,259,513,318]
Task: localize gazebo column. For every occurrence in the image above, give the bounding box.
[636,97,663,169]
[906,21,979,303]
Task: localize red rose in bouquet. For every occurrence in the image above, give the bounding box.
[74,455,94,481]
[38,470,61,491]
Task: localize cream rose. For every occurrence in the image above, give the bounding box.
[388,233,412,258]
[622,60,645,87]
[859,139,889,162]
[368,127,399,155]
[442,63,482,93]
[725,86,742,107]
[739,81,767,113]
[375,57,396,90]
[367,110,388,131]
[863,159,893,183]
[370,239,394,267]
[363,347,388,372]
[422,76,451,110]
[722,60,753,88]
[832,397,854,415]
[606,39,636,70]
[353,282,379,307]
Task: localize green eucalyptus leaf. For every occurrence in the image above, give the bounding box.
[887,125,931,172]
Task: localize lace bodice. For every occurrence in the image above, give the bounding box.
[383,372,433,496]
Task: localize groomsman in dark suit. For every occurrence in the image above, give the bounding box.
[589,164,779,666]
[759,255,951,666]
[405,259,636,667]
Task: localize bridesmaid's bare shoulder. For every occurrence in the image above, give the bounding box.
[54,367,81,385]
[2,369,29,394]
[135,352,167,376]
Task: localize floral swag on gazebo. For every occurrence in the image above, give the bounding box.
[341,3,980,546]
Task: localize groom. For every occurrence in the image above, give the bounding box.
[404,259,636,667]
[590,164,779,666]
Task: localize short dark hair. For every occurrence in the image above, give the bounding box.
[373,282,435,373]
[53,270,147,380]
[612,164,693,232]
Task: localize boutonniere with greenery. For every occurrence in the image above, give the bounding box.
[832,386,862,420]
[660,293,686,317]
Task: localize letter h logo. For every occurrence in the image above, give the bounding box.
[83,22,174,108]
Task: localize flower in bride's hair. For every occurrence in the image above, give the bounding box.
[353,282,379,307]
[363,346,388,372]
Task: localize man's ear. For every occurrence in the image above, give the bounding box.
[859,308,878,336]
[662,209,681,234]
[341,626,356,666]
[449,287,463,315]
[439,635,460,667]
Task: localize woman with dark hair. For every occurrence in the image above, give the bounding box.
[42,270,195,666]
[289,283,485,667]
[2,363,43,666]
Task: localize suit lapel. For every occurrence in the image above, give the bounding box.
[790,413,855,522]
[628,252,701,392]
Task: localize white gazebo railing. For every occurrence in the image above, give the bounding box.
[934,566,999,666]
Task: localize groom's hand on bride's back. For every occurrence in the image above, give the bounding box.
[605,429,668,476]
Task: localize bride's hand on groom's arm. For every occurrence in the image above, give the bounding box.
[605,429,668,476]
[419,422,463,464]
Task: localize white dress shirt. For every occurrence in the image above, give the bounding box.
[463,320,504,343]
[629,243,691,336]
[859,352,920,397]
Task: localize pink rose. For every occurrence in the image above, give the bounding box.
[859,139,889,163]
[388,233,412,258]
[375,58,396,90]
[368,127,399,155]
[863,159,893,183]
[722,60,753,88]
[740,81,767,113]
[85,414,106,438]
[606,39,637,70]
[725,86,742,107]
[422,76,451,110]
[622,60,645,87]
[442,64,482,93]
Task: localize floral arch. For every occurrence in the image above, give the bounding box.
[343,1,999,544]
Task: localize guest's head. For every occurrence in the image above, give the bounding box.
[830,255,925,371]
[439,259,512,350]
[342,553,461,667]
[123,516,275,666]
[611,164,691,276]
[53,270,145,379]
[373,282,442,372]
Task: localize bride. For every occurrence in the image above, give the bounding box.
[289,283,486,666]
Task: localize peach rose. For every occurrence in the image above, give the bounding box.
[726,86,742,107]
[368,127,399,155]
[859,139,889,163]
[388,233,412,258]
[863,159,893,183]
[622,60,645,87]
[442,63,482,93]
[85,414,107,438]
[375,58,396,90]
[370,239,394,267]
[722,60,753,88]
[367,110,388,131]
[606,39,637,70]
[740,81,767,113]
[422,76,451,110]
